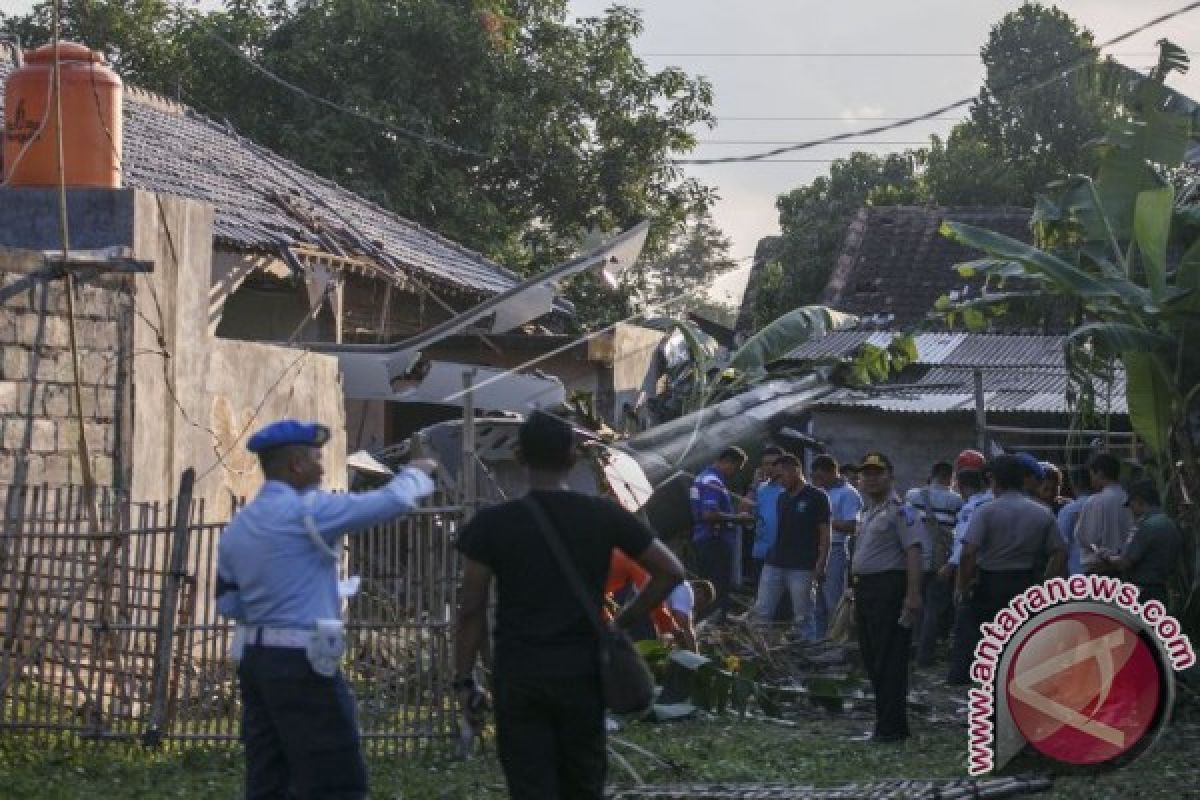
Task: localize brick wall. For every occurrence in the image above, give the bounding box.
[0,271,132,489]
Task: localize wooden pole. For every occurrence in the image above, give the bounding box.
[460,371,477,523]
[142,468,194,748]
[974,368,988,453]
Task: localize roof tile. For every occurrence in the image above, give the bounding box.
[0,58,519,297]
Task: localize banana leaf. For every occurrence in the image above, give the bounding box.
[1134,186,1174,301]
[1067,322,1172,355]
[941,222,1120,298]
[728,305,857,372]
[1122,350,1174,460]
[943,221,1155,311]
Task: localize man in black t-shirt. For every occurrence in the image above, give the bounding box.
[453,412,684,800]
[749,454,831,638]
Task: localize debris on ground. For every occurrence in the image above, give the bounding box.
[608,774,1054,799]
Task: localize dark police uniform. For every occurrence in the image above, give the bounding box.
[217,420,433,799]
[961,489,1062,628]
[1120,509,1182,608]
[851,489,922,741]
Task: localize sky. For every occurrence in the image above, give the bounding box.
[566,0,1200,307]
[9,0,1200,307]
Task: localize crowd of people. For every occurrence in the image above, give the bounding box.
[215,411,1185,798]
[686,443,1184,742]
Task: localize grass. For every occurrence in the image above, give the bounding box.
[3,701,1199,799]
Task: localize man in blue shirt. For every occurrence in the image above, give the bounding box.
[750,446,785,587]
[945,467,992,685]
[217,419,436,799]
[809,454,862,639]
[1055,465,1091,576]
[690,447,751,619]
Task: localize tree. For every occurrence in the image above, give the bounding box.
[2,0,715,329]
[633,212,739,313]
[968,2,1117,202]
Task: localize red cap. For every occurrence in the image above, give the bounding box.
[954,449,986,471]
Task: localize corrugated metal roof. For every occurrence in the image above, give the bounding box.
[817,365,1127,416]
[0,58,520,298]
[786,331,1067,368]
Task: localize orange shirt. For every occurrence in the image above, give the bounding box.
[605,550,676,633]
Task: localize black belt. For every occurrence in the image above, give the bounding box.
[851,570,906,585]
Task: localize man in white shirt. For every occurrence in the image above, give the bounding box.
[906,461,962,666]
[1075,453,1134,573]
[665,580,715,652]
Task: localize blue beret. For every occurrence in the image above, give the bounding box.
[246,420,330,454]
[1014,452,1045,480]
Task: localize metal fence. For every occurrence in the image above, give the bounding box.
[0,479,462,753]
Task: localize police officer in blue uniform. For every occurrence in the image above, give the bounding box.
[216,419,437,799]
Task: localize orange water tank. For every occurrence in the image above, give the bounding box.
[2,42,123,188]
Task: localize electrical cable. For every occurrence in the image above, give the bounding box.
[669,1,1200,165]
[191,3,1200,174]
[644,50,1195,57]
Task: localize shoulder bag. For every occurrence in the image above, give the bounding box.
[921,488,954,571]
[521,495,656,714]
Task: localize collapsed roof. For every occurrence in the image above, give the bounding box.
[0,53,522,302]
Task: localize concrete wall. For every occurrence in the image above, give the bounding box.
[0,188,346,510]
[0,261,131,489]
[811,407,978,493]
[596,323,663,427]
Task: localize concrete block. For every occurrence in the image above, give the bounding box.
[18,314,69,348]
[1,347,30,381]
[0,188,137,251]
[40,454,72,485]
[0,380,17,413]
[30,419,57,453]
[41,384,71,418]
[0,451,15,484]
[20,454,44,483]
[91,456,114,485]
[76,285,117,319]
[0,310,17,342]
[83,318,121,345]
[81,351,115,387]
[0,275,30,310]
[2,419,27,450]
[83,422,111,454]
[95,387,117,419]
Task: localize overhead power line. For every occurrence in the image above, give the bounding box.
[697,140,929,145]
[643,50,1195,57]
[200,1,1200,171]
[670,0,1200,165]
[714,116,962,121]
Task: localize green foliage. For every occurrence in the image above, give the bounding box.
[2,0,716,329]
[968,2,1119,201]
[844,334,918,386]
[634,212,740,313]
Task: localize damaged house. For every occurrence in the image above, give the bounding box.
[0,47,662,510]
